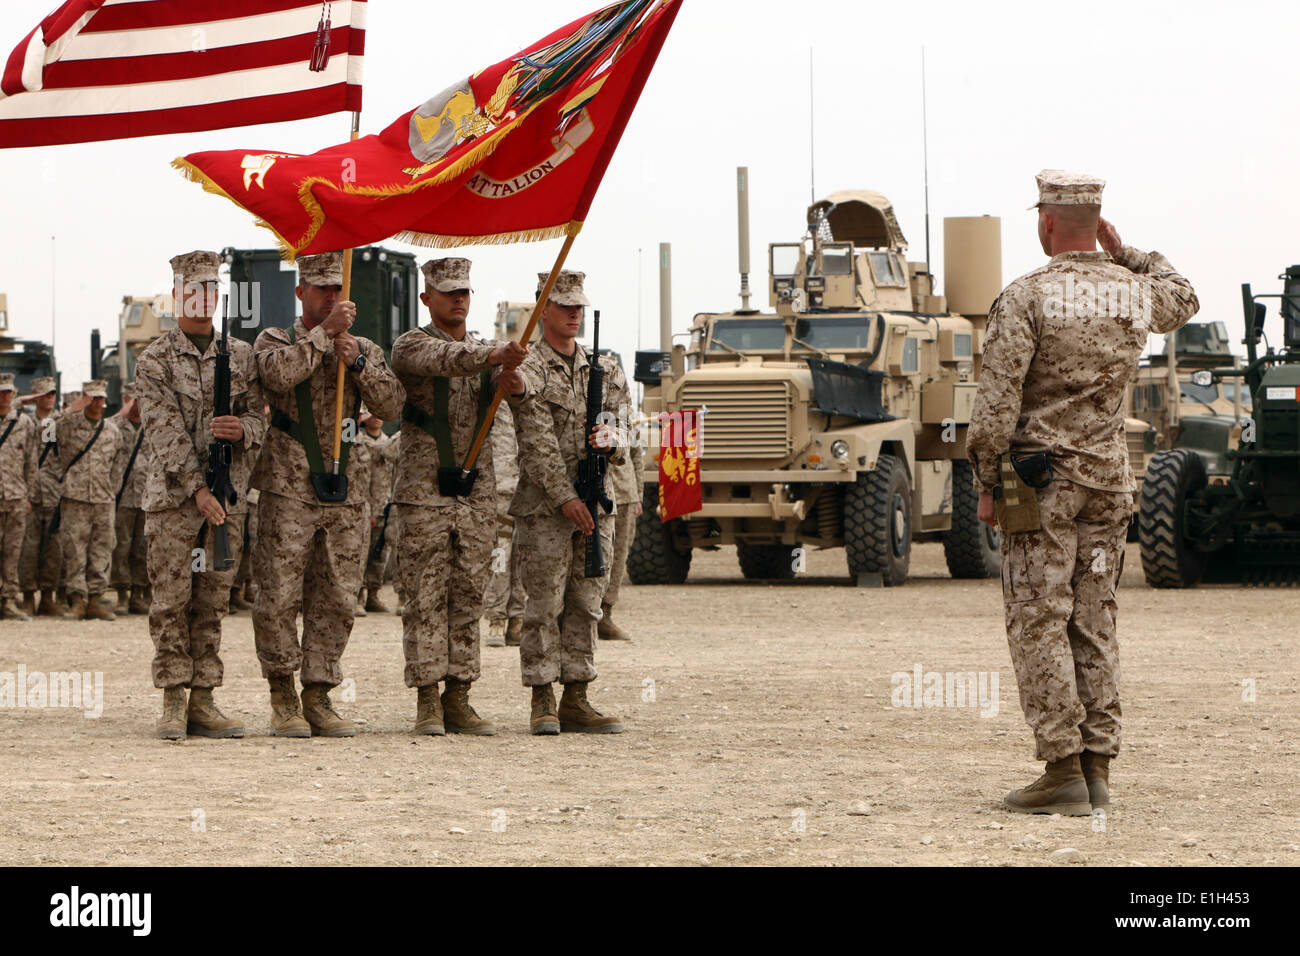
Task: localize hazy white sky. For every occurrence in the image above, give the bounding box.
[2,0,1298,389]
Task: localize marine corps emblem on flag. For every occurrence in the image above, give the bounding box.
[657,408,702,522]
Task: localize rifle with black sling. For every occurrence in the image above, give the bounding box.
[574,309,614,578]
[204,295,237,571]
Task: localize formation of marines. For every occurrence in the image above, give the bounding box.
[0,248,639,741]
[2,168,1199,819]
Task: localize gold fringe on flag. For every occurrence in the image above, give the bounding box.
[393,221,579,249]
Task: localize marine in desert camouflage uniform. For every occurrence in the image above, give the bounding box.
[968,170,1199,815]
[597,351,644,641]
[481,382,519,647]
[110,388,151,615]
[357,407,397,614]
[133,250,267,740]
[57,380,126,621]
[391,257,528,735]
[512,270,630,735]
[18,377,62,616]
[251,251,405,738]
[0,373,38,621]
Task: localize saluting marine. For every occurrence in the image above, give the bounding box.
[968,171,1199,815]
[57,380,127,621]
[251,251,405,738]
[390,257,528,735]
[18,377,63,616]
[511,270,631,735]
[134,250,267,740]
[0,373,38,621]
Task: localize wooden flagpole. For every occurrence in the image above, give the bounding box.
[331,111,362,477]
[459,222,583,475]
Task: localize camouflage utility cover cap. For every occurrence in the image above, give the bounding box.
[169,250,222,283]
[1030,169,1105,209]
[423,257,473,293]
[298,251,345,287]
[0,373,14,392]
[540,270,590,307]
[83,380,109,398]
[30,376,57,395]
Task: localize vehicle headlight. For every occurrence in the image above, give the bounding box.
[830,440,850,459]
[1191,370,1214,387]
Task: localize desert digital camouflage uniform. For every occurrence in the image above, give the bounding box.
[359,422,396,600]
[968,172,1199,773]
[134,325,266,690]
[391,322,518,690]
[232,486,260,606]
[0,380,39,615]
[251,307,404,691]
[110,412,151,606]
[480,400,519,628]
[599,351,644,637]
[18,384,63,609]
[512,333,631,687]
[57,385,126,607]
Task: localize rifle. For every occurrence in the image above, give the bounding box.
[574,309,614,578]
[204,295,237,572]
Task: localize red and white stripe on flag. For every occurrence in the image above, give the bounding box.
[0,0,366,148]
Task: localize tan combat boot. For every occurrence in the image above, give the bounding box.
[530,685,559,736]
[1003,754,1092,816]
[597,603,631,641]
[505,618,522,646]
[301,683,357,737]
[128,587,150,615]
[116,587,130,610]
[187,688,245,739]
[484,619,506,647]
[85,593,116,621]
[365,589,389,614]
[414,684,445,736]
[156,687,188,740]
[63,592,88,620]
[228,586,252,611]
[20,591,36,616]
[268,675,311,738]
[37,589,59,616]
[558,681,623,734]
[2,597,31,621]
[1080,751,1111,808]
[354,591,368,617]
[441,679,497,735]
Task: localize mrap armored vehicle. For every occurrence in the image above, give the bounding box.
[1138,267,1300,586]
[629,184,1004,587]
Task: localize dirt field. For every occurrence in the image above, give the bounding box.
[1,541,1296,867]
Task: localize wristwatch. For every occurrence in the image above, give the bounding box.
[350,354,367,373]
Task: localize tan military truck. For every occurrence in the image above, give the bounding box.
[629,189,1004,587]
[95,293,177,410]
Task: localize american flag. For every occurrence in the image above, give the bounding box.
[0,0,366,149]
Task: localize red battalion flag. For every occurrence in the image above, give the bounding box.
[0,1,366,149]
[657,408,702,522]
[172,0,682,256]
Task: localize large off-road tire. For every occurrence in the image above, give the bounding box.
[736,541,797,580]
[1138,448,1208,588]
[844,454,911,586]
[943,460,1001,578]
[626,485,691,585]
